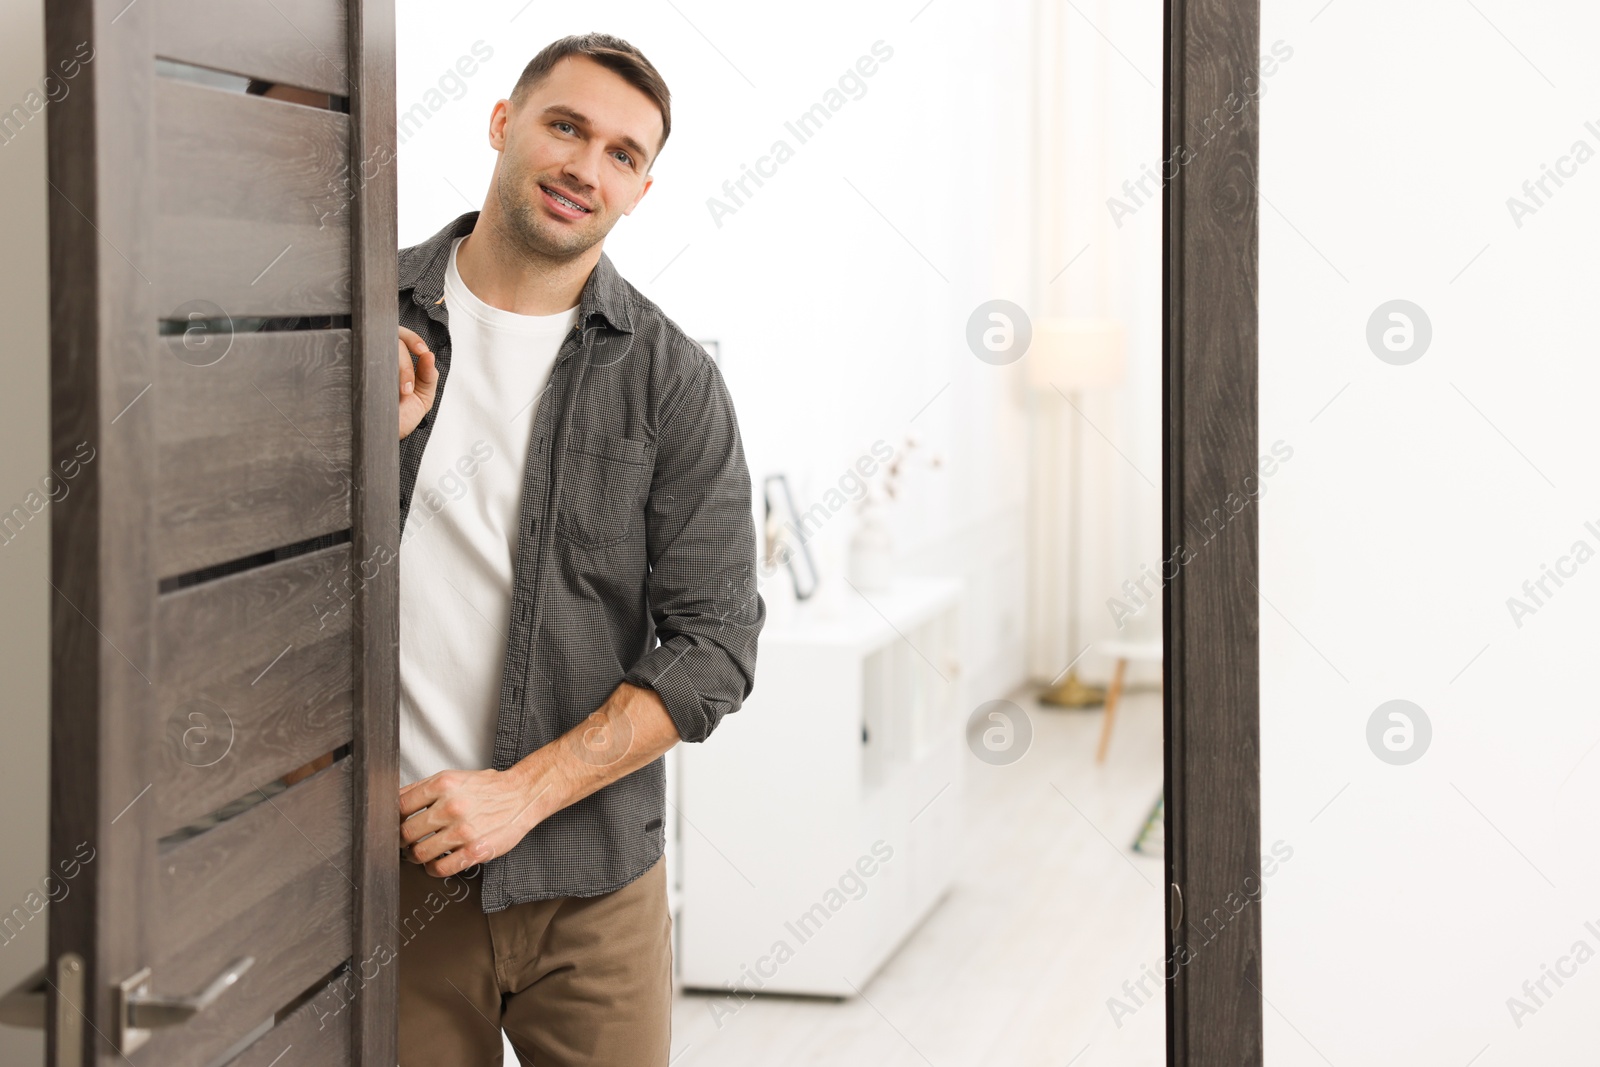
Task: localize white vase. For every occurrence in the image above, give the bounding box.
[849,508,895,591]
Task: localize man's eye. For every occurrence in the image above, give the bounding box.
[554,121,575,134]
[614,151,634,167]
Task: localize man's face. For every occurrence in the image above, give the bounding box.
[489,56,661,260]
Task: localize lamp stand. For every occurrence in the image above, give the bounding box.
[1040,392,1105,709]
[1039,670,1106,708]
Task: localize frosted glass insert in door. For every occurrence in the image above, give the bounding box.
[1260,1,1600,1062]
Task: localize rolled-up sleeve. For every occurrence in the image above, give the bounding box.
[622,348,766,743]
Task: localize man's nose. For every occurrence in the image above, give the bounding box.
[561,144,606,195]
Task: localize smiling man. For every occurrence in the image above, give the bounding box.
[389,34,764,1066]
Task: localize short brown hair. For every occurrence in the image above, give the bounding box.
[510,34,671,167]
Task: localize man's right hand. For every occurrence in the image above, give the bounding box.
[398,325,438,439]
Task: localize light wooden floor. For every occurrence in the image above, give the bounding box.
[664,685,1167,1067]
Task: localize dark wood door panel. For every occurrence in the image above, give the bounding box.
[145,762,354,1067]
[227,988,352,1067]
[157,758,353,953]
[141,870,351,1067]
[45,0,397,1060]
[154,0,349,97]
[154,545,355,835]
[154,78,352,319]
[155,330,352,576]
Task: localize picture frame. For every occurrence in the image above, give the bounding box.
[762,473,819,601]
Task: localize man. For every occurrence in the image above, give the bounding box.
[389,34,765,1065]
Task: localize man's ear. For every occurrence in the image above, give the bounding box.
[488,98,511,151]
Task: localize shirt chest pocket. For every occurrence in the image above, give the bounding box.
[555,432,655,548]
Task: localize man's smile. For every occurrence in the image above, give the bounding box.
[540,183,593,219]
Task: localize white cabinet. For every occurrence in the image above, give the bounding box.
[676,577,964,998]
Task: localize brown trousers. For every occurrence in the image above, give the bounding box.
[397,854,672,1066]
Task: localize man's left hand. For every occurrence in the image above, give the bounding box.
[398,767,550,877]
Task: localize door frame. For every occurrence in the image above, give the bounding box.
[1164,0,1264,1062]
[347,1,401,1063]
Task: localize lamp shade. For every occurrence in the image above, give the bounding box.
[1025,318,1126,392]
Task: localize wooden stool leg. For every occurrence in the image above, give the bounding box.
[1096,658,1128,764]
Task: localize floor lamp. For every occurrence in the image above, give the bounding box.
[1028,318,1126,708]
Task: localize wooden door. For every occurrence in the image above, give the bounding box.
[39,1,398,1064]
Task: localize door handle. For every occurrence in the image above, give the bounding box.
[0,962,47,1029]
[117,956,253,1054]
[0,953,86,1067]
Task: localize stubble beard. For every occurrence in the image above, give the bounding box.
[495,150,609,264]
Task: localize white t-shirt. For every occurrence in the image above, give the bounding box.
[398,236,580,785]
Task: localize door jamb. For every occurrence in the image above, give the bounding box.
[1164,0,1265,1062]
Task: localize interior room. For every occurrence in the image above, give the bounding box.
[395,4,1171,1063]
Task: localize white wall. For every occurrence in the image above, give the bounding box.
[0,0,54,1063]
[1261,1,1600,1061]
[396,0,1041,704]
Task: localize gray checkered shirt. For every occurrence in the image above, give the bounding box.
[397,211,765,910]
